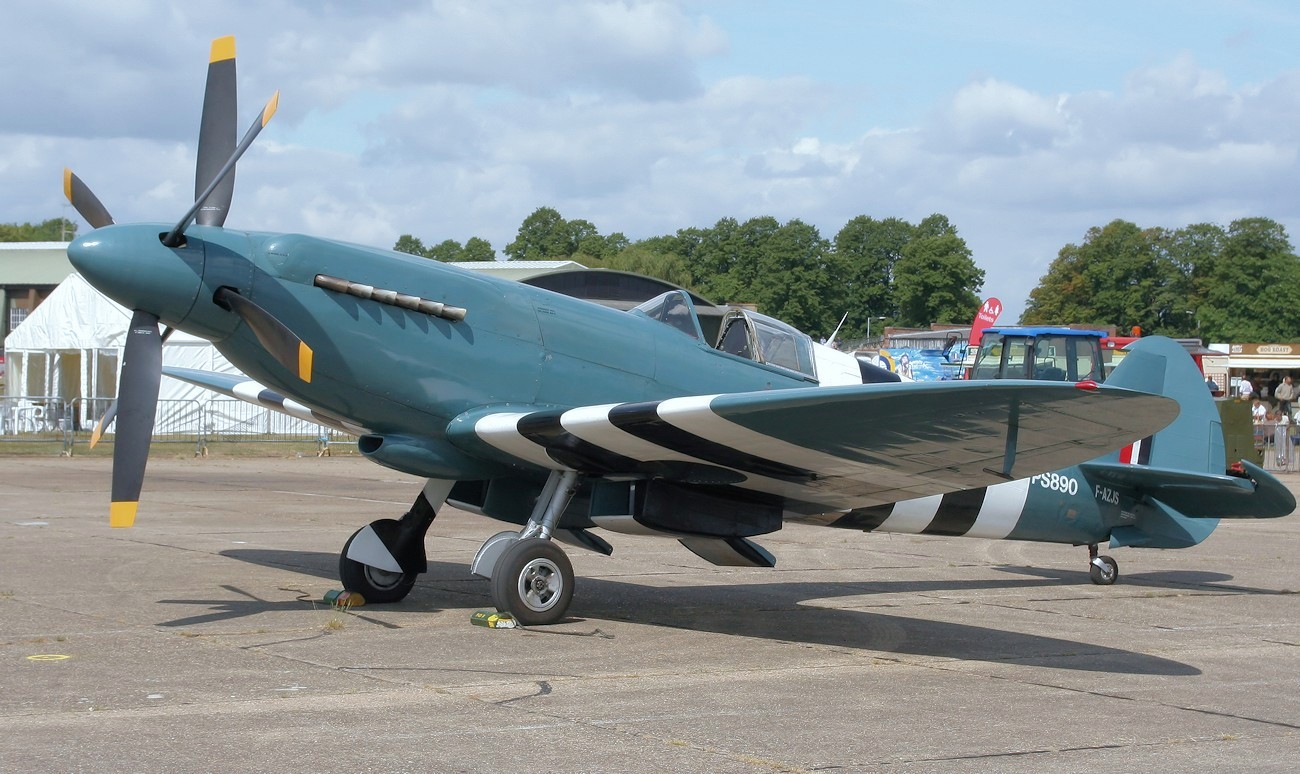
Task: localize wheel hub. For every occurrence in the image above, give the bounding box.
[518,558,563,612]
[365,565,406,590]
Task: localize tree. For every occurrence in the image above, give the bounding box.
[0,218,77,242]
[750,219,838,335]
[394,233,496,262]
[1023,220,1175,332]
[505,207,573,260]
[832,215,914,337]
[393,234,428,257]
[893,230,983,326]
[426,239,464,262]
[1023,217,1300,341]
[596,245,694,288]
[462,237,496,262]
[1195,218,1300,342]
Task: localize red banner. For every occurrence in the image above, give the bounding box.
[969,297,1002,346]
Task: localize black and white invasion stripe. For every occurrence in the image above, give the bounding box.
[826,478,1032,539]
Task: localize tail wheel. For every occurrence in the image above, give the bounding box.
[1090,555,1119,585]
[339,524,417,603]
[490,537,574,626]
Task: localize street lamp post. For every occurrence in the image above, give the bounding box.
[867,316,886,341]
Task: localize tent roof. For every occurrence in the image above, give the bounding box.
[5,272,209,351]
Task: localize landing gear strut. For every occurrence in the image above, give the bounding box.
[339,480,452,603]
[1088,543,1118,585]
[473,470,582,625]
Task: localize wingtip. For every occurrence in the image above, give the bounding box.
[109,501,138,528]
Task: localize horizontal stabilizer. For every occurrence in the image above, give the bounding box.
[1081,460,1295,519]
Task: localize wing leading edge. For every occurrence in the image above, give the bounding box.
[448,379,1179,512]
[163,366,369,436]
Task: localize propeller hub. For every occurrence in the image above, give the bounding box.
[68,224,205,325]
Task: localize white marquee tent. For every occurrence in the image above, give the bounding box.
[3,272,325,437]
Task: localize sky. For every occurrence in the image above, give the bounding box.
[5,0,1300,323]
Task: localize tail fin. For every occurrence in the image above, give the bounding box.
[1102,335,1225,474]
[1081,337,1294,549]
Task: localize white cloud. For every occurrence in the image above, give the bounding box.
[6,1,1300,322]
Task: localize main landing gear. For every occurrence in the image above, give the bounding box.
[335,473,583,625]
[1088,543,1119,585]
[472,470,582,626]
[339,480,452,603]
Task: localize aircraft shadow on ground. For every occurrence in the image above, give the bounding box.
[154,549,1215,677]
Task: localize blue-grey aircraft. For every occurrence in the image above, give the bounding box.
[61,38,1293,625]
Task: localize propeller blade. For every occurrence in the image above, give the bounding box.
[214,287,313,382]
[89,327,173,450]
[88,401,116,450]
[163,90,280,247]
[195,35,237,227]
[110,311,163,527]
[62,169,114,229]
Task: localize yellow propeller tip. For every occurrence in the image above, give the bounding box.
[210,36,236,64]
[298,342,314,383]
[263,91,280,126]
[63,168,73,202]
[109,501,138,528]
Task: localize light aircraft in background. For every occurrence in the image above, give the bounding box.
[61,38,1293,625]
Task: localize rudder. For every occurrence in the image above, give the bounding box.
[1103,336,1225,475]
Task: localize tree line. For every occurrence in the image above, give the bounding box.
[1022,217,1300,343]
[399,208,1300,343]
[396,207,984,340]
[0,218,77,242]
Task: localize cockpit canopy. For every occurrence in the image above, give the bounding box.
[632,291,818,380]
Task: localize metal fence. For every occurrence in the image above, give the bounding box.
[1255,420,1298,473]
[0,395,353,456]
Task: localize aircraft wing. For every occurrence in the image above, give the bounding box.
[162,366,370,436]
[447,380,1178,513]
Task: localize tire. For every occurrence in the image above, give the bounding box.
[339,524,417,603]
[490,538,574,626]
[1089,555,1119,586]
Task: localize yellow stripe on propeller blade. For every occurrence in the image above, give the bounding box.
[110,501,138,528]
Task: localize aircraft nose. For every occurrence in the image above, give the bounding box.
[68,224,205,323]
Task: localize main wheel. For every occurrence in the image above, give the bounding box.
[490,538,574,626]
[1089,555,1119,585]
[339,523,417,603]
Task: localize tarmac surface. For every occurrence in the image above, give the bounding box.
[0,455,1297,772]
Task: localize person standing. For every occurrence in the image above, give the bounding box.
[1276,409,1292,469]
[1276,375,1296,418]
[1253,398,1267,447]
[1239,374,1255,400]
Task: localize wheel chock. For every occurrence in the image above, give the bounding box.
[324,589,365,609]
[471,610,517,629]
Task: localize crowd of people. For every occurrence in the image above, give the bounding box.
[1245,373,1297,469]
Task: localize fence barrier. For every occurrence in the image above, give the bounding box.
[1,395,355,456]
